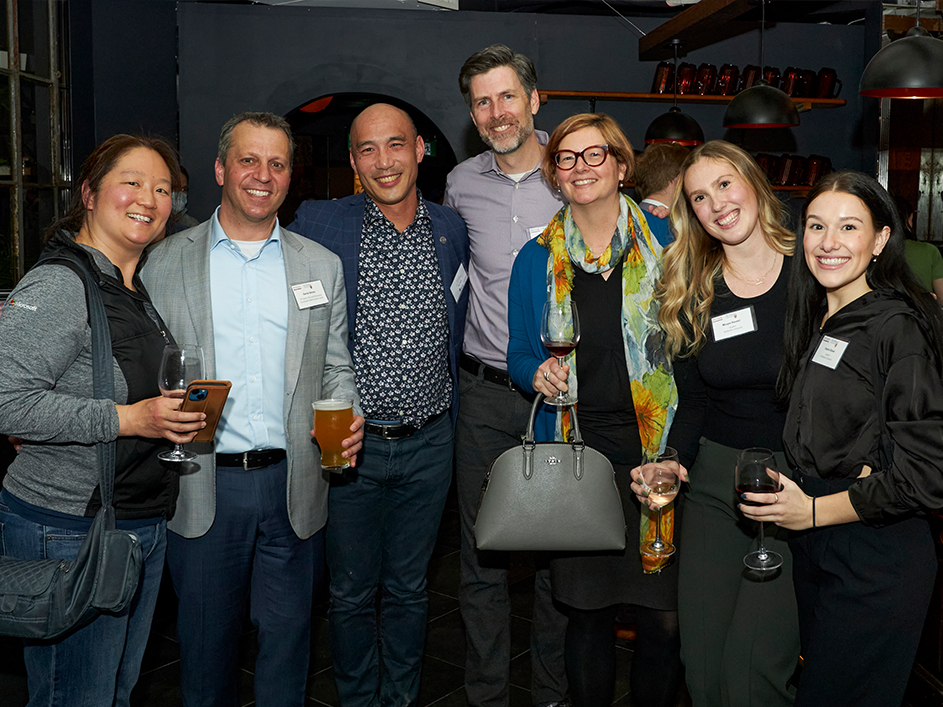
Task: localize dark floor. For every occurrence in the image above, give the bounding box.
[0,486,662,707]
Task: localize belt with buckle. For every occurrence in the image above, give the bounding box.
[363,411,447,440]
[216,448,287,470]
[460,353,518,391]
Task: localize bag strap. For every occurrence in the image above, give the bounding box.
[524,393,584,445]
[35,254,117,510]
[523,393,586,481]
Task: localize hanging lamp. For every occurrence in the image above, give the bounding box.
[645,39,705,146]
[859,2,943,99]
[723,0,799,128]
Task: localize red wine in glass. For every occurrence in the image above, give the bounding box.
[540,301,580,407]
[735,447,783,570]
[736,481,780,506]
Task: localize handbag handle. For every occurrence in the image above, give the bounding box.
[36,252,117,510]
[522,393,586,481]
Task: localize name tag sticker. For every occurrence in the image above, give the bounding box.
[450,264,468,302]
[291,280,328,309]
[811,335,849,369]
[528,226,546,240]
[710,306,757,342]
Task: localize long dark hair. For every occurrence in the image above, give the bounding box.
[46,134,181,241]
[778,170,943,397]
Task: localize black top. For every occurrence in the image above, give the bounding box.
[672,257,790,465]
[784,289,943,526]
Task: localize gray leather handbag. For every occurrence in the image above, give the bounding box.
[474,393,626,552]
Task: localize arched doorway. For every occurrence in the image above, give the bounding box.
[280,93,458,224]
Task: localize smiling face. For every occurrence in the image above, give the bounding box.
[803,190,890,309]
[684,157,762,248]
[468,65,539,155]
[83,146,172,254]
[215,122,291,238]
[554,126,626,209]
[349,104,424,212]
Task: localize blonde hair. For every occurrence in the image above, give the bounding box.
[541,113,635,191]
[656,140,795,358]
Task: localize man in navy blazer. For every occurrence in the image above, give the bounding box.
[289,103,469,707]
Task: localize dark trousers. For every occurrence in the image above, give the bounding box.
[455,368,568,707]
[168,459,324,707]
[791,473,936,707]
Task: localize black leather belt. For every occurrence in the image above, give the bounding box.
[216,448,287,470]
[460,353,518,391]
[364,411,447,440]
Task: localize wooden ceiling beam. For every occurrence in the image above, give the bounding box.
[638,0,757,61]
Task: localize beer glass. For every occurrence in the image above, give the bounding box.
[312,399,353,473]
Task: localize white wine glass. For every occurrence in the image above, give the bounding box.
[157,344,205,463]
[540,300,580,407]
[736,447,783,571]
[639,446,680,558]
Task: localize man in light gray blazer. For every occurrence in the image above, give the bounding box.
[142,111,363,707]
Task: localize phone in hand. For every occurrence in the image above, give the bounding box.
[179,380,231,444]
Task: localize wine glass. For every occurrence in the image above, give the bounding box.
[157,344,205,463]
[638,446,680,558]
[540,300,580,407]
[736,447,783,571]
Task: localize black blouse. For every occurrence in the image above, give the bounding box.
[783,289,943,525]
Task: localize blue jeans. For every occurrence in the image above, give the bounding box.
[167,458,324,707]
[0,501,166,707]
[454,369,568,707]
[327,412,453,707]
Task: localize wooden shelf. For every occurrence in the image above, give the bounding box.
[538,90,846,113]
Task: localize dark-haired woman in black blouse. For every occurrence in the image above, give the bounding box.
[742,171,943,707]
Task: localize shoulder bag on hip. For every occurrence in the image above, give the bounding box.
[0,254,144,640]
[474,393,626,552]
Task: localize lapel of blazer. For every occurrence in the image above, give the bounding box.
[282,227,307,402]
[181,224,217,378]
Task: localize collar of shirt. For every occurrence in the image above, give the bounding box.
[640,198,669,210]
[477,129,550,181]
[362,190,432,233]
[209,206,282,257]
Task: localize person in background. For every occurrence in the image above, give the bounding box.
[0,134,205,706]
[443,43,568,707]
[142,111,363,707]
[751,171,943,707]
[896,194,943,300]
[508,112,685,707]
[288,102,469,706]
[652,140,800,707]
[633,142,689,247]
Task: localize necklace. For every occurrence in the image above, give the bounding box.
[727,252,780,286]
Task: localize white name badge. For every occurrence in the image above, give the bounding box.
[291,280,329,309]
[528,226,546,240]
[811,335,849,369]
[450,264,468,303]
[710,306,757,342]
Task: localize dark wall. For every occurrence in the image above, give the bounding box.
[177,4,874,218]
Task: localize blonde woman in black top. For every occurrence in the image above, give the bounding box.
[648,140,800,707]
[745,171,943,707]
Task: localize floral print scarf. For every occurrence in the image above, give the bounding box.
[537,194,678,572]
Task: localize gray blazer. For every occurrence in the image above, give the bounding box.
[141,220,359,540]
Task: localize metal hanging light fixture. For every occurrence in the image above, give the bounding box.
[645,39,705,146]
[859,2,943,99]
[723,0,799,128]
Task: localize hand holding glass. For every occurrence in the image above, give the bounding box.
[638,447,680,558]
[313,399,353,473]
[540,300,580,407]
[157,344,205,463]
[736,447,783,571]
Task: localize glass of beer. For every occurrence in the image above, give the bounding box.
[312,399,353,473]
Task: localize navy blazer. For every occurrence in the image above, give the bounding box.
[289,193,470,423]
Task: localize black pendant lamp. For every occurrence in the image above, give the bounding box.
[859,3,943,99]
[645,39,705,146]
[723,0,799,128]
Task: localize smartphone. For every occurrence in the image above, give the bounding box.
[179,380,232,444]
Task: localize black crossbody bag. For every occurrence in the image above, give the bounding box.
[0,254,144,640]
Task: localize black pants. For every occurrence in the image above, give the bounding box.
[791,473,936,707]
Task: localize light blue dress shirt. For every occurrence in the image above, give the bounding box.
[209,208,289,453]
